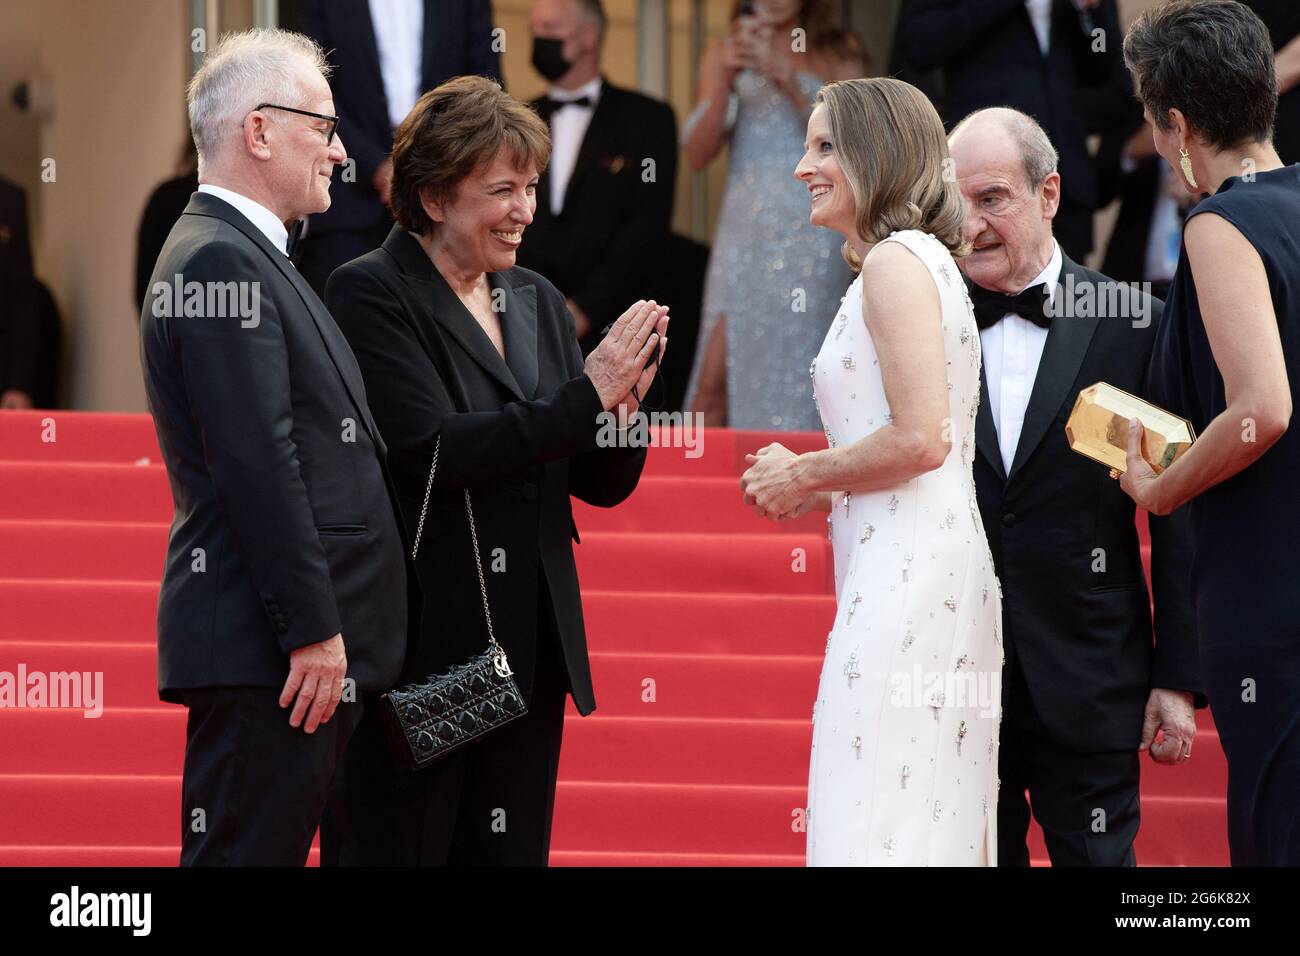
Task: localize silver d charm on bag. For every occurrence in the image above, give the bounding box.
[379,435,528,770]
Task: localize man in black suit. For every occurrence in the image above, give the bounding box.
[289,0,502,294]
[897,0,1122,262]
[950,108,1203,866]
[140,30,415,866]
[515,0,677,353]
[0,175,39,410]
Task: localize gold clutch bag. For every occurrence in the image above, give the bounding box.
[1064,382,1196,475]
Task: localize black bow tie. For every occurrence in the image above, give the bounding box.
[286,217,305,258]
[968,280,1052,330]
[540,95,592,120]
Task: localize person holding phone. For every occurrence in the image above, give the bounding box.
[683,0,864,430]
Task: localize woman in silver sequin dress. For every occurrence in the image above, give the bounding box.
[683,0,864,429]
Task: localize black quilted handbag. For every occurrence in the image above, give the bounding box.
[380,436,528,770]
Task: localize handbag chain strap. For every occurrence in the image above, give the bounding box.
[410,435,498,650]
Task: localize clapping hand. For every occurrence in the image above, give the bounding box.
[584,300,669,412]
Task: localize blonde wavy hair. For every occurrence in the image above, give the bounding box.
[815,78,970,270]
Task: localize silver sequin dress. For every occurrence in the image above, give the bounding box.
[683,70,851,430]
[806,230,1003,866]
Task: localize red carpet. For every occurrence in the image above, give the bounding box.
[0,410,1228,865]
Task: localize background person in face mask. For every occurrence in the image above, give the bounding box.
[515,0,678,354]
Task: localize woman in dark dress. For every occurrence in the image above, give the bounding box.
[320,75,669,865]
[1121,1,1300,865]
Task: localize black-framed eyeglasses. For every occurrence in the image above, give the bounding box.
[252,103,340,145]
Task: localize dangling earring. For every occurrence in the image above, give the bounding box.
[1179,148,1199,190]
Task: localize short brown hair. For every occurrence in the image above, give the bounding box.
[816,78,970,270]
[389,75,552,235]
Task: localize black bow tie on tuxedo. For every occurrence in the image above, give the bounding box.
[968,280,1052,330]
[540,95,593,121]
[286,217,305,258]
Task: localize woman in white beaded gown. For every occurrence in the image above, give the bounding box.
[740,78,1003,865]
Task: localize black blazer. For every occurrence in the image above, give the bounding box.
[516,79,677,347]
[0,175,39,400]
[140,193,415,702]
[292,0,502,236]
[324,225,646,715]
[896,0,1120,214]
[972,253,1204,753]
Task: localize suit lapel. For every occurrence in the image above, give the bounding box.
[383,226,526,401]
[182,193,383,450]
[975,362,1006,483]
[1006,255,1101,482]
[496,276,540,399]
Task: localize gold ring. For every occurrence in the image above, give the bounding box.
[1109,468,1121,480]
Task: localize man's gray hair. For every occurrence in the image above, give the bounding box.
[951,106,1060,189]
[187,28,331,173]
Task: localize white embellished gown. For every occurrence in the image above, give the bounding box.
[805,229,1003,866]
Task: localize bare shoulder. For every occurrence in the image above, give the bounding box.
[860,240,940,318]
[1184,211,1264,275]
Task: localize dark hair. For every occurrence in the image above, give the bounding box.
[388,75,551,236]
[1123,0,1277,151]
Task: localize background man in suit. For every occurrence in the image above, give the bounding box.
[896,0,1122,262]
[515,0,677,354]
[950,108,1203,866]
[0,175,39,409]
[288,0,502,294]
[140,29,414,866]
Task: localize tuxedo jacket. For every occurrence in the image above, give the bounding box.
[515,79,677,345]
[140,193,415,702]
[324,225,646,715]
[972,253,1203,753]
[292,0,502,236]
[0,175,39,399]
[896,0,1120,214]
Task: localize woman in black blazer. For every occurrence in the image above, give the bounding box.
[321,75,668,865]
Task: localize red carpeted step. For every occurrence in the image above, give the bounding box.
[0,641,827,718]
[0,844,800,867]
[0,579,158,644]
[0,772,1212,861]
[0,411,827,476]
[0,461,827,536]
[0,522,833,594]
[0,580,837,656]
[0,462,172,523]
[0,411,161,464]
[0,707,1227,801]
[574,475,825,534]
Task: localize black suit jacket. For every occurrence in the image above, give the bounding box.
[897,0,1120,214]
[516,79,677,347]
[972,253,1203,753]
[140,193,415,702]
[325,225,646,715]
[292,0,502,236]
[0,176,39,399]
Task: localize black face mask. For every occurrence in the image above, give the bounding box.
[532,36,573,82]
